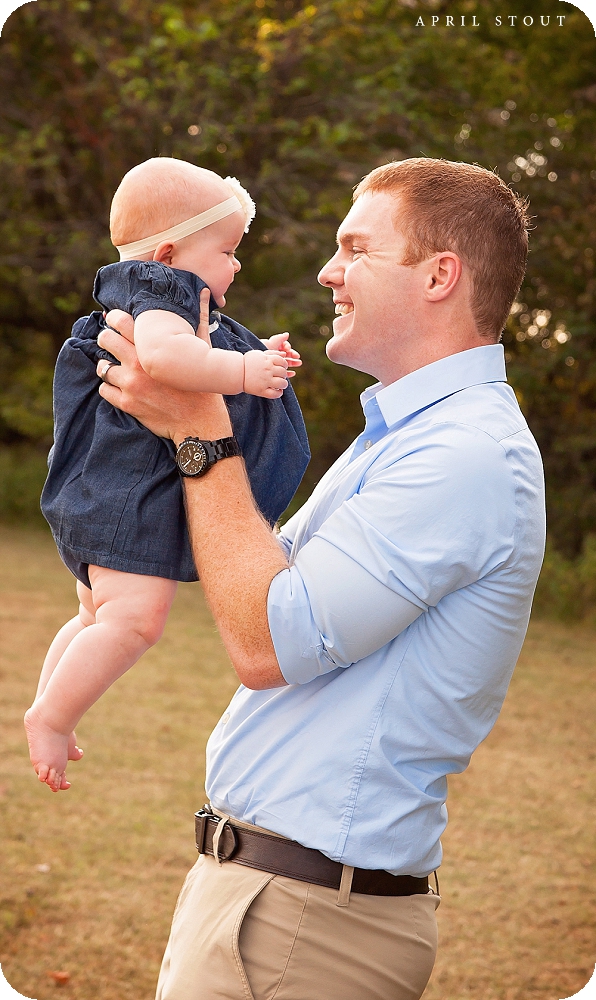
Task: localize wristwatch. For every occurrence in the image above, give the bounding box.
[175,436,241,477]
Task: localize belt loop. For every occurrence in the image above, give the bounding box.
[212,815,230,865]
[336,865,354,907]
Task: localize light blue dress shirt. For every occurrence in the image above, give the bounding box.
[206,345,546,876]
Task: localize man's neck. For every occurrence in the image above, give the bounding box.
[378,328,493,386]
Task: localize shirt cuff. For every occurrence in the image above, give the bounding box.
[268,566,340,685]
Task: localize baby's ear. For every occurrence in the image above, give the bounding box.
[153,241,175,266]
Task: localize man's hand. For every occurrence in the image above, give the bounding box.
[105,308,136,344]
[97,322,220,442]
[97,294,232,443]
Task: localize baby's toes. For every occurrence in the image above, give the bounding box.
[36,763,50,783]
[47,768,61,792]
[68,733,84,761]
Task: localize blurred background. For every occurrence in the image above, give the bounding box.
[0,3,595,999]
[0,0,595,616]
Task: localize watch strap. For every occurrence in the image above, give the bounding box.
[207,436,241,463]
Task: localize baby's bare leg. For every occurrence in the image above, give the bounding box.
[35,581,96,699]
[25,567,177,791]
[28,582,97,788]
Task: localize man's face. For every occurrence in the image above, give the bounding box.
[318,191,424,381]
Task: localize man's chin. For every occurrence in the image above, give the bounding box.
[325,335,340,362]
[326,335,375,376]
[326,335,351,367]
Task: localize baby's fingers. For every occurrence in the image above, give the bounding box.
[267,333,289,349]
[269,375,289,390]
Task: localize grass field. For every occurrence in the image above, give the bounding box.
[0,526,594,1000]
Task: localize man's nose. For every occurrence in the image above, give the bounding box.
[318,252,343,287]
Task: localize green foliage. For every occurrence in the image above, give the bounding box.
[533,536,596,622]
[0,0,595,552]
[0,448,49,524]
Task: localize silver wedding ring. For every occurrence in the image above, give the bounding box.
[99,361,117,383]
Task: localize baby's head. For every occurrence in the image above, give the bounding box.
[110,158,255,307]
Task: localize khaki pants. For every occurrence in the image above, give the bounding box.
[156,852,440,1000]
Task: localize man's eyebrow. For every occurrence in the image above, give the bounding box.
[337,231,370,247]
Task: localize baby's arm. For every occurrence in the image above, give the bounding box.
[134,310,290,398]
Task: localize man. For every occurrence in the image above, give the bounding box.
[98,158,545,1000]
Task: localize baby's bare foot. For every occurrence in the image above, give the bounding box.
[24,704,83,792]
[68,730,84,763]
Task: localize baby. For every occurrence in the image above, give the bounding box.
[25,158,310,792]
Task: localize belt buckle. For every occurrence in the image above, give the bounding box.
[195,805,213,855]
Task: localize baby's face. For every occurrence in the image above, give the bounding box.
[172,211,245,307]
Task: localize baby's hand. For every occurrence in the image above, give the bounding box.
[261,332,302,368]
[243,350,290,399]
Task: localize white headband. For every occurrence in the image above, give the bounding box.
[115,176,256,259]
[116,196,243,260]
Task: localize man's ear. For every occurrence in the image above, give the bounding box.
[423,252,462,302]
[153,241,176,266]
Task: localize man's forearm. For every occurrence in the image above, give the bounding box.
[175,400,288,690]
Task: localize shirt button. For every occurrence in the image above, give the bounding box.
[364,439,373,450]
[221,713,230,724]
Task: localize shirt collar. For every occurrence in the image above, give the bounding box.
[362,344,507,429]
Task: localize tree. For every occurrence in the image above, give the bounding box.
[1,0,594,551]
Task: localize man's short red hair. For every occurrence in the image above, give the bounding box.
[354,158,530,339]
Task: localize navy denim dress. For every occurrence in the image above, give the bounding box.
[41,261,310,587]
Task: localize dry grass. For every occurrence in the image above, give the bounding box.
[0,526,594,1000]
[0,525,238,1000]
[423,620,596,1000]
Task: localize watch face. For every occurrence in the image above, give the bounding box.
[177,440,208,476]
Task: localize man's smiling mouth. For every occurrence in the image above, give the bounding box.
[334,303,354,315]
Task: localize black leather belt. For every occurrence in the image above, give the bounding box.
[195,808,429,897]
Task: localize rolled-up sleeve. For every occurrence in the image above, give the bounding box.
[268,422,516,686]
[268,540,425,684]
